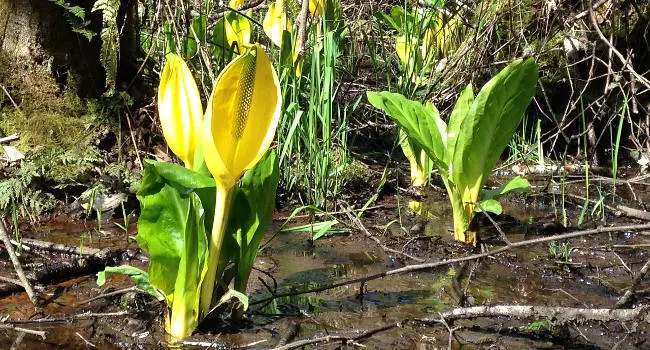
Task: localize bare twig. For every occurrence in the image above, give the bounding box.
[0,323,46,339]
[251,224,650,306]
[587,0,650,90]
[417,305,650,324]
[345,210,425,262]
[0,220,37,305]
[616,256,650,308]
[574,0,609,20]
[75,286,142,306]
[272,323,399,350]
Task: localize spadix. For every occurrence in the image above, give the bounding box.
[157,54,203,170]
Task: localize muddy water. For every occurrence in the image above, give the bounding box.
[0,192,648,349]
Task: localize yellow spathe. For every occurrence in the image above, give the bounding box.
[309,0,323,17]
[202,44,282,190]
[263,0,292,47]
[157,54,203,169]
[229,0,244,8]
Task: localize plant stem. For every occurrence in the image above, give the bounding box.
[199,184,233,318]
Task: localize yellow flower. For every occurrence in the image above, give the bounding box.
[202,44,281,189]
[199,44,282,316]
[263,0,292,47]
[157,54,203,169]
[309,0,323,17]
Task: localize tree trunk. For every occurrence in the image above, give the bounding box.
[0,0,105,97]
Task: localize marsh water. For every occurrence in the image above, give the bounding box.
[0,182,649,349]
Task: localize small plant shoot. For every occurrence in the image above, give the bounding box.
[368,58,538,244]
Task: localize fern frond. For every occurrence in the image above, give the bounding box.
[92,0,121,95]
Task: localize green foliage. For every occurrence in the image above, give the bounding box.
[224,152,280,292]
[47,0,95,40]
[367,58,538,244]
[92,0,121,95]
[97,265,164,300]
[0,146,103,219]
[98,151,280,339]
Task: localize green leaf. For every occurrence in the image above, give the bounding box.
[215,289,249,311]
[367,91,448,172]
[476,199,503,215]
[225,151,280,293]
[169,193,208,338]
[452,58,538,203]
[446,84,474,169]
[97,265,164,300]
[135,160,213,301]
[480,176,531,201]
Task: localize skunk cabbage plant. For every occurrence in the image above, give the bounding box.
[368,58,537,244]
[263,0,292,48]
[97,45,281,341]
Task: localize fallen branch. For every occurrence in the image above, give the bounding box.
[564,193,650,221]
[0,219,37,305]
[251,223,650,306]
[417,305,650,324]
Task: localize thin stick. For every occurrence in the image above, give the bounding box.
[616,256,650,308]
[75,286,141,306]
[0,220,37,305]
[0,323,46,339]
[587,0,650,89]
[251,223,650,306]
[272,323,398,350]
[345,210,425,262]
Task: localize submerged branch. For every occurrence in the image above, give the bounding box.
[252,223,650,306]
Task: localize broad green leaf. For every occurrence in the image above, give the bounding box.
[480,176,531,201]
[278,220,348,238]
[476,199,503,215]
[169,193,208,339]
[136,160,213,301]
[452,58,537,206]
[97,265,164,300]
[224,151,280,293]
[366,91,447,172]
[446,84,474,169]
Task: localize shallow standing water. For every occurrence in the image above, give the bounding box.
[0,190,648,349]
